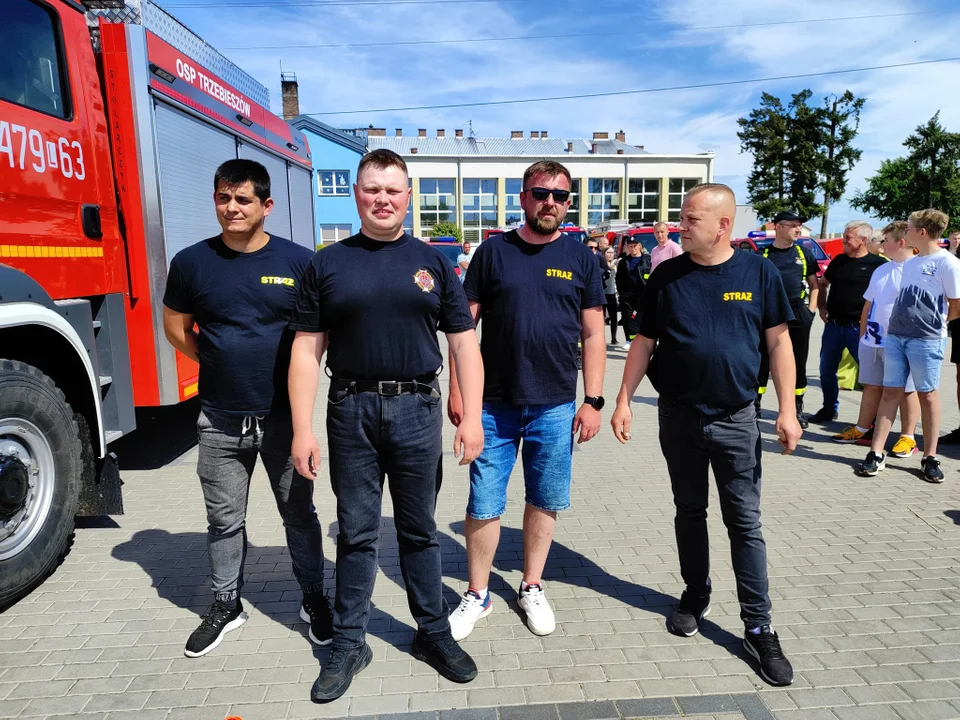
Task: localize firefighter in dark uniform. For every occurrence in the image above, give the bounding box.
[616,236,651,346]
[755,211,819,429]
[287,149,485,703]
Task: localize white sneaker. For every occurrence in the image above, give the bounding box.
[518,583,556,636]
[449,589,492,641]
[620,342,631,350]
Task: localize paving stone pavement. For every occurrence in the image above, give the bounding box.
[1,323,959,720]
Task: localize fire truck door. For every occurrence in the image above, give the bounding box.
[288,164,315,251]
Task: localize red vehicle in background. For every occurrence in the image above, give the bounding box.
[559,225,588,243]
[425,237,467,278]
[0,0,316,605]
[733,237,832,278]
[613,224,682,257]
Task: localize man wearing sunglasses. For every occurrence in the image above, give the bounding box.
[446,161,606,641]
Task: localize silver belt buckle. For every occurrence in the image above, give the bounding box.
[378,381,402,396]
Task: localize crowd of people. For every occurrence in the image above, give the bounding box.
[160,151,955,707]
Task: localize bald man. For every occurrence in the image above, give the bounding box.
[610,184,799,687]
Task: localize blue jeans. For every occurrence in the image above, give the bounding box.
[196,411,326,604]
[467,401,576,520]
[658,399,771,629]
[820,320,861,412]
[325,382,449,649]
[883,335,947,392]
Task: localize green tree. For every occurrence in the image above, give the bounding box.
[818,91,865,239]
[784,90,825,222]
[852,112,960,231]
[428,221,463,243]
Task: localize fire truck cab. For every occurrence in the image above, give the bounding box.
[0,0,316,606]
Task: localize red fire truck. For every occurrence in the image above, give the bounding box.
[0,0,316,606]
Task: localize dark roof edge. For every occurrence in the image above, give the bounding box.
[290,115,367,153]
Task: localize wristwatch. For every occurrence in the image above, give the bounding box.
[584,396,605,410]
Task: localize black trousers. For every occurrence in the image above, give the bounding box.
[758,299,815,394]
[621,301,640,340]
[605,293,619,343]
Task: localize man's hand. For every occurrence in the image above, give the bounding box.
[454,417,484,466]
[775,413,802,455]
[610,401,633,444]
[447,391,464,427]
[292,432,321,478]
[818,308,828,323]
[572,404,601,444]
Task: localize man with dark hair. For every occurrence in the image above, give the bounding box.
[162,158,330,659]
[446,160,606,642]
[755,211,819,428]
[288,148,485,701]
[611,183,798,688]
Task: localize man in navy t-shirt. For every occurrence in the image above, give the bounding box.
[446,161,606,643]
[162,159,329,660]
[610,184,800,688]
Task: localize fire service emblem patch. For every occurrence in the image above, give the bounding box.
[413,269,435,292]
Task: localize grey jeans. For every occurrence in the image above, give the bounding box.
[197,410,326,603]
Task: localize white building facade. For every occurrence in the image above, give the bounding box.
[367,129,715,242]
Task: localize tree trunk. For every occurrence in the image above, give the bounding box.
[820,196,830,239]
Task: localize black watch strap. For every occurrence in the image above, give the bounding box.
[584,395,605,410]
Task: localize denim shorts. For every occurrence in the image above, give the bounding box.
[858,345,916,392]
[883,335,947,393]
[467,401,576,520]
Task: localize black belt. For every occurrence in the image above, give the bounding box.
[332,375,439,397]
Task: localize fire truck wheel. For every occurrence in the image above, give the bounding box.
[0,360,82,609]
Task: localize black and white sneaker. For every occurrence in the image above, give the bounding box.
[856,451,885,477]
[743,625,794,686]
[184,599,247,658]
[921,455,944,484]
[300,591,333,646]
[667,590,711,637]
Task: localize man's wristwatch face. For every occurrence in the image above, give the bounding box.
[585,396,605,410]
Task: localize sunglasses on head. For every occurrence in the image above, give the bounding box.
[527,187,570,202]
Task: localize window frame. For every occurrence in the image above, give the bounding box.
[318,170,351,197]
[418,177,457,231]
[319,223,353,243]
[627,178,660,224]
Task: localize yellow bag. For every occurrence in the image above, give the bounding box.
[838,349,859,390]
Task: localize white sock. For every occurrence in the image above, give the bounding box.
[469,587,488,601]
[856,425,870,434]
[521,580,540,592]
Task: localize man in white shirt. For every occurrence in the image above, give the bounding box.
[832,221,919,455]
[858,209,960,482]
[649,221,683,272]
[457,242,472,282]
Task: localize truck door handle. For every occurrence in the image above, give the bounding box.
[82,204,103,240]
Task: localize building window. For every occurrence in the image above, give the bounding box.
[419,178,456,230]
[628,178,660,223]
[404,178,413,233]
[565,179,581,225]
[462,178,497,243]
[1,0,70,118]
[505,178,524,226]
[319,171,351,196]
[668,178,701,221]
[587,178,621,226]
[319,224,352,243]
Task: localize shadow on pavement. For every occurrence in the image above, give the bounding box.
[111,398,201,471]
[945,510,960,524]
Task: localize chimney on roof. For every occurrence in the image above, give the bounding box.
[593,131,609,140]
[418,129,427,137]
[541,131,548,138]
[410,147,418,154]
[530,131,540,139]
[280,71,299,121]
[567,141,574,153]
[367,127,386,137]
[615,130,626,142]
[616,149,624,155]
[395,128,402,136]
[591,143,598,154]
[635,145,645,151]
[437,129,445,137]
[455,129,463,138]
[510,130,523,139]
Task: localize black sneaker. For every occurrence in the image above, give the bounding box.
[940,427,960,444]
[856,451,885,477]
[184,599,247,658]
[921,455,944,484]
[743,625,794,686]
[411,631,478,683]
[311,643,373,702]
[667,590,711,637]
[300,591,333,646]
[808,406,839,424]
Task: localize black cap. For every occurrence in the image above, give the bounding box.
[773,211,802,224]
[625,235,641,243]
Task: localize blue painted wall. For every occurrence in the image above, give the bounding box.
[301,128,363,246]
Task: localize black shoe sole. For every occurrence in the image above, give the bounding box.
[667,604,711,638]
[743,637,794,686]
[412,641,479,683]
[310,644,373,702]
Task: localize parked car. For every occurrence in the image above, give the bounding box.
[559,225,589,243]
[613,225,682,257]
[425,238,467,278]
[732,237,831,278]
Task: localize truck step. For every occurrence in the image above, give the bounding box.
[92,320,102,330]
[104,430,124,444]
[99,375,113,387]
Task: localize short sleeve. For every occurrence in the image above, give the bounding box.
[288,254,328,333]
[462,243,485,302]
[802,247,818,277]
[761,261,794,328]
[437,259,475,334]
[162,254,194,314]
[581,250,606,310]
[941,256,960,299]
[824,254,841,284]
[636,280,661,340]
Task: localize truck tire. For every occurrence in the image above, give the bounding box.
[0,359,82,609]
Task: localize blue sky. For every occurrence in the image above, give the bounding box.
[165,0,960,234]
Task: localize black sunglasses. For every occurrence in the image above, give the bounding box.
[527,187,570,202]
